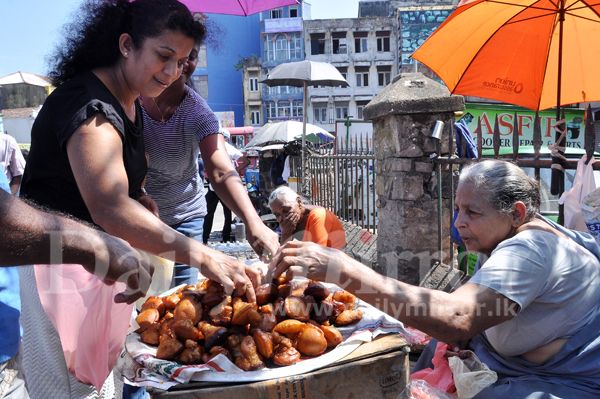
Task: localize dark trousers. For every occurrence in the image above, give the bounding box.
[203,189,232,243]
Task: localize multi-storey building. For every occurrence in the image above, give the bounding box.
[303,17,398,132]
[258,2,311,126]
[191,13,261,127]
[241,57,263,127]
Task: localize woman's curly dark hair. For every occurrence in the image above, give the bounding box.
[47,0,206,86]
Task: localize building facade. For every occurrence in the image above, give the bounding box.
[241,56,263,127]
[303,17,398,133]
[258,2,311,127]
[191,13,261,127]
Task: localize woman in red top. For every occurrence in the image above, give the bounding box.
[269,186,346,249]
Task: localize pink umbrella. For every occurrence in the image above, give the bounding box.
[179,0,298,16]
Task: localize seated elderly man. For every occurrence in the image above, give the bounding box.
[268,186,346,249]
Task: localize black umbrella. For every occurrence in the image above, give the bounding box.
[260,60,349,196]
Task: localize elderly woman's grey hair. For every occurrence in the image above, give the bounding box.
[459,160,540,221]
[269,186,300,207]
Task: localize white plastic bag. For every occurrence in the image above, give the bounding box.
[581,187,600,246]
[558,155,596,232]
[134,250,174,310]
[448,352,498,399]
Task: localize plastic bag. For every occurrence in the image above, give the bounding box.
[448,351,497,398]
[558,155,596,232]
[398,379,457,399]
[581,188,600,246]
[410,341,455,394]
[34,264,134,391]
[134,250,174,311]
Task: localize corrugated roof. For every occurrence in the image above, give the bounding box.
[1,107,40,118]
[0,72,52,87]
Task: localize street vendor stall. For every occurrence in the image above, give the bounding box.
[116,259,416,398]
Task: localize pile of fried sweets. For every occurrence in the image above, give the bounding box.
[135,276,363,371]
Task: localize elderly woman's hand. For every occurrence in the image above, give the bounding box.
[279,212,300,236]
[268,241,344,284]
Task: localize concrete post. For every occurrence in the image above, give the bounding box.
[363,73,465,286]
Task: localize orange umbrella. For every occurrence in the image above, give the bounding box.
[412,0,600,112]
[413,0,600,198]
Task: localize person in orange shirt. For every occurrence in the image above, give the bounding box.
[269,186,346,249]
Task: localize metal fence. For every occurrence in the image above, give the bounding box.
[289,139,378,234]
[434,107,598,269]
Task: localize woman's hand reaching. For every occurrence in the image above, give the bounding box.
[138,193,160,218]
[246,221,280,262]
[197,246,262,303]
[268,241,343,284]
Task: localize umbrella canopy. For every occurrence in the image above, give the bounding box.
[412,0,600,111]
[260,60,350,87]
[177,0,298,16]
[101,0,298,16]
[244,121,334,149]
[260,60,348,196]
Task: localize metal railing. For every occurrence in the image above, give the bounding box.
[289,139,378,234]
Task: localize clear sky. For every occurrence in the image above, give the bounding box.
[0,0,360,78]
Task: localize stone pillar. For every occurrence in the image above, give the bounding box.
[363,73,464,286]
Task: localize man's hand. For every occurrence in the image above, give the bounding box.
[84,232,155,304]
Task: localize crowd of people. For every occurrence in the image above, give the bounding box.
[2,0,600,398]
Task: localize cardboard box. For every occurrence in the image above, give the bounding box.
[148,334,410,399]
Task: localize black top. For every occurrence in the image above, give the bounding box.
[21,71,147,224]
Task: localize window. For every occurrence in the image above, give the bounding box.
[376,35,391,52]
[377,66,392,87]
[276,35,287,61]
[336,67,348,88]
[356,71,369,87]
[197,44,207,68]
[378,71,391,86]
[278,101,291,118]
[266,102,276,119]
[192,75,208,98]
[356,101,369,120]
[289,5,298,17]
[249,77,259,92]
[354,32,368,53]
[292,102,303,117]
[289,33,302,59]
[270,8,283,19]
[313,106,328,123]
[311,33,325,55]
[332,32,347,54]
[231,135,245,149]
[265,33,302,61]
[250,110,260,125]
[335,104,349,120]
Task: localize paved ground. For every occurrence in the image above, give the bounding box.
[206,201,226,242]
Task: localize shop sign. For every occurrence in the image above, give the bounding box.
[461,104,585,149]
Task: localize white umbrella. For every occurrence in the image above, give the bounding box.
[260,61,348,196]
[244,121,334,149]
